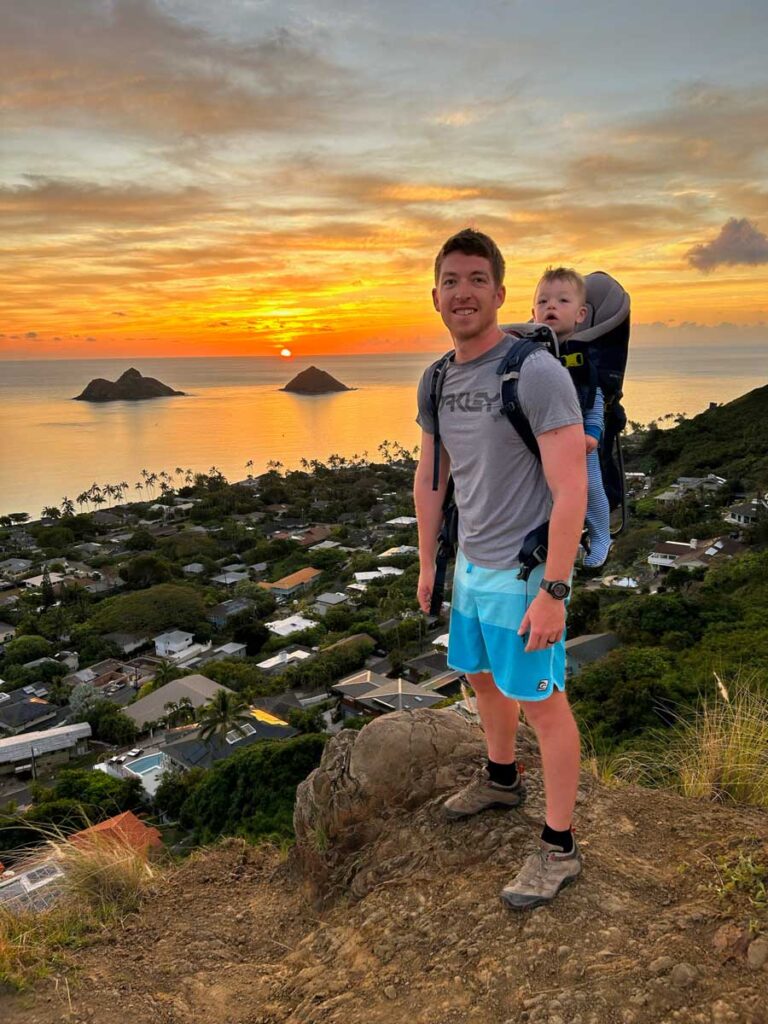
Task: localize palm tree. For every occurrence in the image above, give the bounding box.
[197,690,253,746]
[61,496,75,517]
[152,660,179,690]
[42,505,61,520]
[163,696,195,728]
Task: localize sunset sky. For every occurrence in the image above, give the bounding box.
[2,0,768,359]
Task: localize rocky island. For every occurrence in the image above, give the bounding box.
[73,367,186,402]
[281,365,353,395]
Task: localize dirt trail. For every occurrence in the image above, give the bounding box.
[3,741,768,1023]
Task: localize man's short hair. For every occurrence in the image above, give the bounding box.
[434,229,505,287]
[537,266,587,304]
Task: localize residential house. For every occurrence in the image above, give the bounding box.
[260,566,322,600]
[0,684,58,736]
[64,658,128,689]
[377,545,418,559]
[207,597,253,628]
[724,498,767,527]
[656,474,727,504]
[565,633,620,679]
[331,670,443,718]
[265,613,317,637]
[312,592,348,617]
[252,691,304,718]
[189,641,247,668]
[385,516,418,527]
[648,540,699,571]
[0,855,66,912]
[353,567,404,582]
[158,709,297,770]
[71,542,103,558]
[308,540,341,552]
[0,558,33,578]
[70,810,162,856]
[0,622,17,645]
[122,674,234,730]
[22,572,67,589]
[648,536,746,572]
[102,631,151,656]
[182,562,207,576]
[211,571,249,587]
[154,630,194,658]
[256,646,315,675]
[0,723,92,778]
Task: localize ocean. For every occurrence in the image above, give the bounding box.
[1,346,766,518]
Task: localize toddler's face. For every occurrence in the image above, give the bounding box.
[533,280,586,340]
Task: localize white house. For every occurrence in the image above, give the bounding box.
[647,540,697,570]
[265,614,317,637]
[23,573,66,589]
[377,546,418,559]
[385,516,418,527]
[257,648,314,673]
[154,630,194,657]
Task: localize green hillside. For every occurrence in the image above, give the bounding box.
[630,383,768,489]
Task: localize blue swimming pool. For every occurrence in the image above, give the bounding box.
[126,753,165,775]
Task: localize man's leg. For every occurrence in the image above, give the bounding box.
[443,671,525,819]
[469,670,519,763]
[500,689,582,910]
[520,689,580,831]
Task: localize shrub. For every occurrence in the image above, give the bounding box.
[179,734,326,843]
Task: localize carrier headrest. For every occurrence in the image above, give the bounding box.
[573,272,630,342]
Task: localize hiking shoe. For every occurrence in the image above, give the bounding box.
[443,767,526,820]
[500,841,582,910]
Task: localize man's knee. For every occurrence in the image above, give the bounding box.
[522,690,573,731]
[466,670,497,692]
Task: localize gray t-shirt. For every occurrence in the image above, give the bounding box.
[417,335,583,569]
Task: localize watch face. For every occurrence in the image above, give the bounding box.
[547,581,569,599]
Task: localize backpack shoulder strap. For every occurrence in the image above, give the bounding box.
[429,350,454,491]
[496,337,545,460]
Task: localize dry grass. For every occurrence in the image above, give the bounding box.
[0,826,158,990]
[603,676,768,808]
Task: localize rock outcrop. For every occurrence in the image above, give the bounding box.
[282,366,352,394]
[74,367,186,402]
[293,709,484,897]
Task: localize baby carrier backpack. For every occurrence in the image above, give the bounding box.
[427,271,631,617]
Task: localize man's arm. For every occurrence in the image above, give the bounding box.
[413,429,451,613]
[518,423,587,651]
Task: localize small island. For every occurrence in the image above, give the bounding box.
[74,368,186,402]
[281,366,353,395]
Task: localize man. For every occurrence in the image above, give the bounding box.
[413,228,588,908]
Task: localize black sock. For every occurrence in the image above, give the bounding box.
[487,759,518,787]
[541,823,574,853]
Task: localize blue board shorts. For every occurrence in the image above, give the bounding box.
[447,549,568,701]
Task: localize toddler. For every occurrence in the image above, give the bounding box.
[532,267,611,567]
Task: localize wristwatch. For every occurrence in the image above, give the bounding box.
[540,579,571,600]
